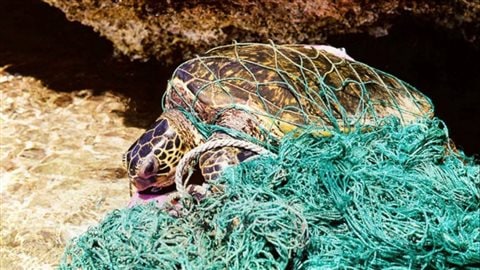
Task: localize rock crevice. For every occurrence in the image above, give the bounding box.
[42,0,480,63]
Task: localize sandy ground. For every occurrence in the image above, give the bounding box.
[0,67,144,268]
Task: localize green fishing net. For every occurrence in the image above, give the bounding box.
[60,117,479,269]
[60,43,479,269]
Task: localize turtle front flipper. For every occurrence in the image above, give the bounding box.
[199,136,257,181]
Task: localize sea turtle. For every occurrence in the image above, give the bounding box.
[124,43,433,203]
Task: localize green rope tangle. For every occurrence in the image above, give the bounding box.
[61,118,479,269]
[60,43,478,269]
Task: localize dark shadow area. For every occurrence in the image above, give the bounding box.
[0,0,176,128]
[328,17,480,156]
[1,1,478,155]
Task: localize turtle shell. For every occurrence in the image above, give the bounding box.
[164,43,433,137]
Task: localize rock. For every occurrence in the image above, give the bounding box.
[41,0,479,63]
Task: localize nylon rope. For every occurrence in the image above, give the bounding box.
[175,138,275,194]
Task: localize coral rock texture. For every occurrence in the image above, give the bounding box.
[42,0,479,63]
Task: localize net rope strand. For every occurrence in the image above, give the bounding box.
[174,138,274,194]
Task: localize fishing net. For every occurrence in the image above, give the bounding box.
[61,117,479,269]
[60,43,479,269]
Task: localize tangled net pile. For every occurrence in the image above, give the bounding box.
[61,43,479,268]
[61,117,479,269]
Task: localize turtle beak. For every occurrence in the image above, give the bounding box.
[133,176,158,191]
[132,173,175,193]
[128,175,177,208]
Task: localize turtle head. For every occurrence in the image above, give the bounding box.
[123,110,203,192]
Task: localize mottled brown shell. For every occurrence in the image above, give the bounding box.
[165,43,433,136]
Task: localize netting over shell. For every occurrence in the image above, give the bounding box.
[60,117,479,269]
[164,42,434,150]
[60,43,478,269]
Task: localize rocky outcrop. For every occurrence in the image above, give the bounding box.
[42,0,479,63]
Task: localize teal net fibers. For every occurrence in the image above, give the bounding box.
[61,117,479,269]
